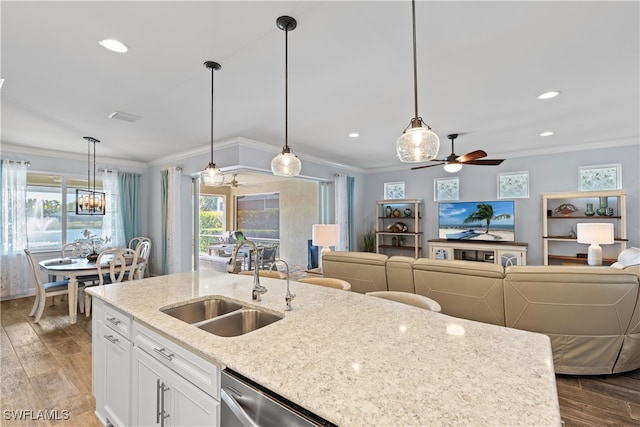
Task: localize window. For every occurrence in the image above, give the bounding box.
[26,173,103,251]
[236,193,280,240]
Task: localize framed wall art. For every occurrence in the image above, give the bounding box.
[434,177,459,201]
[578,164,621,191]
[498,171,529,199]
[384,181,405,199]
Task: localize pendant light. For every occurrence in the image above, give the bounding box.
[396,0,440,163]
[76,136,106,215]
[271,16,302,177]
[201,61,225,186]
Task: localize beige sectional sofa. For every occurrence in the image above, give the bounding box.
[322,249,640,375]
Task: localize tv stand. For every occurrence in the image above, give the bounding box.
[428,239,528,266]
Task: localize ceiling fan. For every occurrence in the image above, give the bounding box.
[225,174,242,188]
[411,134,504,172]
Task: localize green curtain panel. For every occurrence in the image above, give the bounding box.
[118,172,141,246]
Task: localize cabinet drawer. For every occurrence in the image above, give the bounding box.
[103,303,132,339]
[133,322,219,399]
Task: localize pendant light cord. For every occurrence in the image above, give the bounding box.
[210,66,215,164]
[412,0,419,120]
[284,25,289,152]
[92,140,96,194]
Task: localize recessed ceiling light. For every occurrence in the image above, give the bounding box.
[540,131,554,137]
[349,132,360,138]
[99,39,128,53]
[537,91,560,100]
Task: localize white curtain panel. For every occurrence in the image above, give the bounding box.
[1,161,31,299]
[101,170,125,248]
[334,174,349,251]
[167,167,182,274]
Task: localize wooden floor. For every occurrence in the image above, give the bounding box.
[2,296,640,426]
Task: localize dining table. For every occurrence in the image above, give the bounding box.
[38,253,136,324]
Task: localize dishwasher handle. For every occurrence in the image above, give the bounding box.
[220,387,260,427]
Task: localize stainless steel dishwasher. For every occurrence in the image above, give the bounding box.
[220,369,336,427]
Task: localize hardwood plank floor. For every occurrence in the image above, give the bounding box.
[2,296,640,426]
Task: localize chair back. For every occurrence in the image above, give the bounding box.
[24,249,45,290]
[366,291,442,312]
[298,277,351,291]
[128,236,151,250]
[132,240,151,279]
[260,246,278,269]
[97,249,132,285]
[61,241,91,258]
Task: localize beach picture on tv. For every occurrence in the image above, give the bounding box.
[438,201,515,241]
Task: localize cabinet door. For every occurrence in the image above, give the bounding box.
[432,247,451,260]
[497,250,522,267]
[132,347,166,427]
[92,300,107,425]
[103,329,132,427]
[166,367,219,427]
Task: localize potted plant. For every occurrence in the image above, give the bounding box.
[362,228,375,252]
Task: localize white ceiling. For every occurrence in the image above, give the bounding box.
[2,1,638,171]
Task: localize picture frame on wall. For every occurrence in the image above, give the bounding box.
[434,177,459,201]
[578,164,621,191]
[498,171,529,199]
[384,181,405,199]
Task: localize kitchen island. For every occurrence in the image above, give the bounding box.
[87,270,560,426]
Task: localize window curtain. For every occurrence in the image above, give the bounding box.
[1,160,31,299]
[161,167,181,275]
[118,171,141,246]
[101,170,125,248]
[334,174,354,251]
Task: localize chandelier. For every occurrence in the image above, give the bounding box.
[76,136,106,215]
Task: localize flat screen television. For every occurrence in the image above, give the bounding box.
[438,200,515,241]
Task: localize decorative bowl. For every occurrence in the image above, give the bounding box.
[554,203,578,216]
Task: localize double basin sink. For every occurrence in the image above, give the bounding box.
[161,298,282,337]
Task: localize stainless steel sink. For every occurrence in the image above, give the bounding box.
[161,298,243,324]
[198,309,283,337]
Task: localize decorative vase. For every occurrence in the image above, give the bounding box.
[597,197,609,216]
[584,203,595,216]
[87,253,98,262]
[568,226,576,238]
[385,206,392,217]
[404,208,412,217]
[393,209,401,217]
[391,237,397,246]
[606,207,614,216]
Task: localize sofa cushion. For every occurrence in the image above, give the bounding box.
[504,265,639,374]
[322,251,388,294]
[386,256,416,293]
[412,258,505,326]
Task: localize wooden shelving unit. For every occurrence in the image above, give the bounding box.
[542,190,627,265]
[376,199,422,258]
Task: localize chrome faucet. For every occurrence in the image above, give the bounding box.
[228,239,267,301]
[269,259,295,311]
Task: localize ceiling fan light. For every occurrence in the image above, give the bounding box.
[444,162,463,173]
[201,163,225,186]
[396,126,440,163]
[271,152,301,177]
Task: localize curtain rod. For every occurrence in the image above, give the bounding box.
[3,160,30,166]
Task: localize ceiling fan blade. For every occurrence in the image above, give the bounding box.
[464,159,505,166]
[411,162,445,170]
[457,150,487,163]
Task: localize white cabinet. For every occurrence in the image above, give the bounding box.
[132,322,219,427]
[542,190,627,265]
[92,298,133,427]
[428,239,528,266]
[376,199,423,258]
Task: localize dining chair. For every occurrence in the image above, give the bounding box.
[297,277,352,291]
[84,248,137,316]
[258,245,278,270]
[128,236,151,251]
[365,291,442,312]
[132,240,151,279]
[24,249,85,323]
[61,241,101,312]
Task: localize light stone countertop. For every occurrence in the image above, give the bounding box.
[87,270,561,426]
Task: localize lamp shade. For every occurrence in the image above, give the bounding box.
[577,223,614,245]
[396,124,440,163]
[271,152,301,177]
[312,224,340,248]
[443,162,463,173]
[201,163,225,186]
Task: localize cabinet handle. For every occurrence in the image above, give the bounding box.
[104,334,118,344]
[160,382,170,427]
[106,316,121,326]
[153,347,174,361]
[156,379,161,424]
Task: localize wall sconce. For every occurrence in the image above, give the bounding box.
[577,223,614,266]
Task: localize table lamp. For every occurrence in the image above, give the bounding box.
[577,223,614,266]
[312,224,340,270]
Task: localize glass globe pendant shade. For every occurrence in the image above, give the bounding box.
[443,162,463,173]
[271,150,301,177]
[201,163,225,186]
[396,120,440,163]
